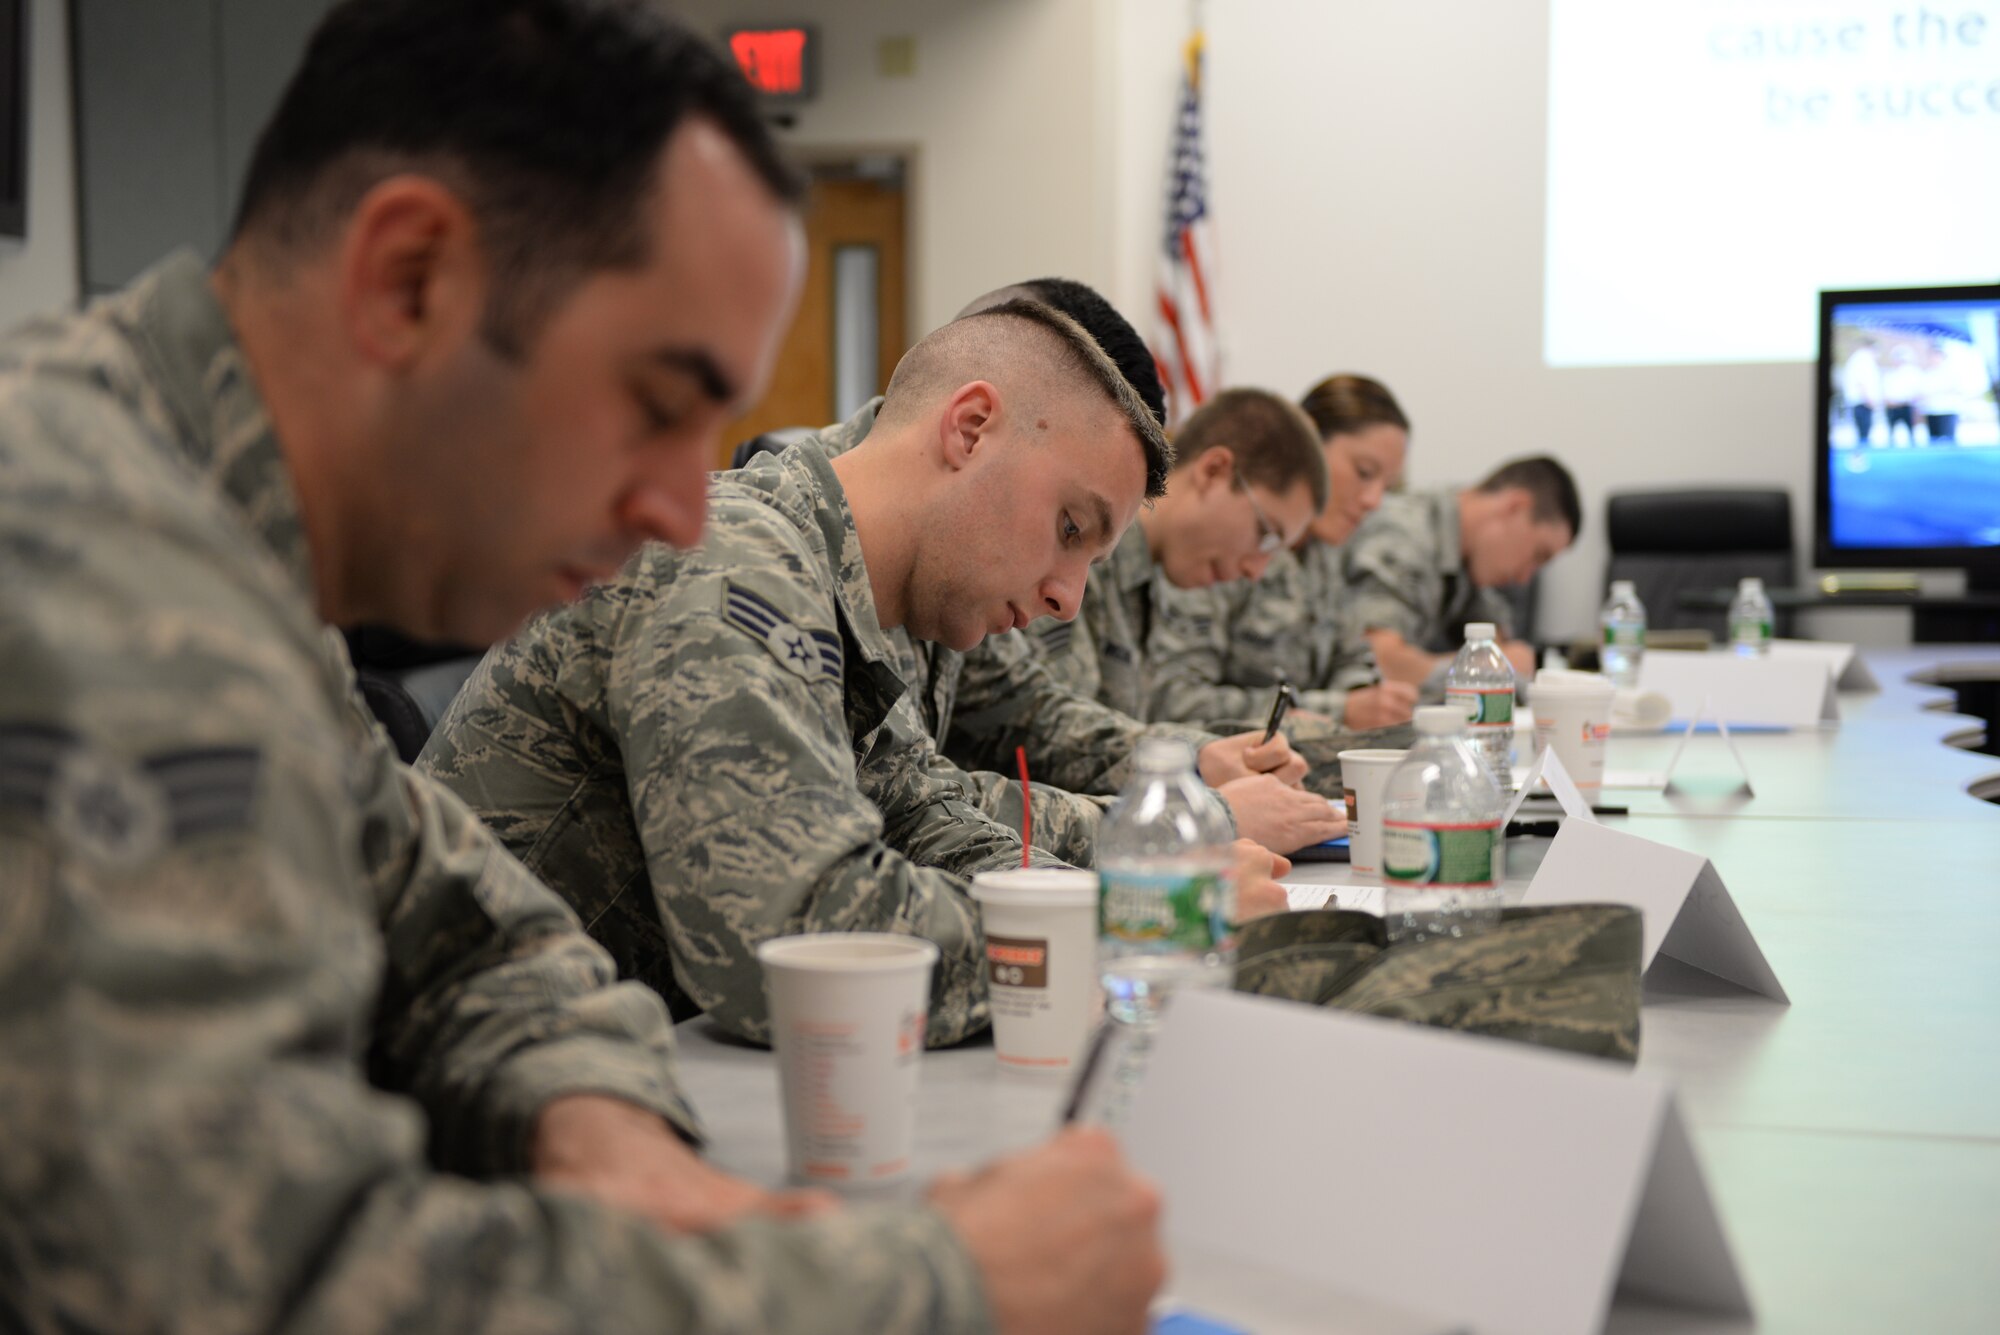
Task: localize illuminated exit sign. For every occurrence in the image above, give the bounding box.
[725,24,818,104]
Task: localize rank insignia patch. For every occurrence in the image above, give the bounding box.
[0,723,263,866]
[723,583,841,683]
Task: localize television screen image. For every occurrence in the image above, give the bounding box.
[0,0,24,240]
[1822,289,2000,553]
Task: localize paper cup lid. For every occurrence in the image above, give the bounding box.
[756,933,940,972]
[1531,673,1615,701]
[970,868,1097,908]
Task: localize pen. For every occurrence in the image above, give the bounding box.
[1061,1021,1116,1124]
[1517,800,1630,818]
[1260,681,1296,744]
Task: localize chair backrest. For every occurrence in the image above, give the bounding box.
[726,426,817,471]
[352,657,482,764]
[1603,489,1796,637]
[343,626,484,764]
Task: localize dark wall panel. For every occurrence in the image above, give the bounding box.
[72,0,331,294]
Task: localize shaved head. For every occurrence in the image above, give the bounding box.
[876,298,1171,497]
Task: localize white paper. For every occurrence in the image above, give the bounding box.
[1538,743,1596,822]
[1282,883,1384,915]
[1121,991,1754,1335]
[1638,652,1840,728]
[1500,744,1550,827]
[1768,638,1880,692]
[1521,820,1788,1002]
[1639,697,1755,798]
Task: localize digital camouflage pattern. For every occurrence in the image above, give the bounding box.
[805,399,1116,866]
[0,254,994,1334]
[1338,489,1517,656]
[1010,521,1157,721]
[1147,537,1380,726]
[1233,903,1643,1061]
[420,438,1068,1049]
[944,523,1220,803]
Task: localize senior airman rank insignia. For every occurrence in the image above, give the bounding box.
[0,723,263,867]
[723,582,841,683]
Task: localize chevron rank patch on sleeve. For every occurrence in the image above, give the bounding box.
[723,581,842,683]
[0,723,262,867]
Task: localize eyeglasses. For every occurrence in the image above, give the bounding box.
[1235,467,1286,555]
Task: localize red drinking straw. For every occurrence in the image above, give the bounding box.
[1015,745,1032,868]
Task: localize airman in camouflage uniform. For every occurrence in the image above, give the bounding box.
[1147,538,1380,726]
[1009,521,1161,720]
[0,253,996,1334]
[805,398,1211,862]
[947,388,1331,806]
[1338,489,1518,658]
[420,439,1059,1048]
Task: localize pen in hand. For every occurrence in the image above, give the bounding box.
[1260,681,1297,745]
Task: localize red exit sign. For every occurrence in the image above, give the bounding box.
[725,25,818,103]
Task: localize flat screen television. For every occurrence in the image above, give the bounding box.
[1815,282,2000,590]
[0,0,24,240]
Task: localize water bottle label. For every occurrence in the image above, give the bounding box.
[1447,687,1514,728]
[1381,820,1501,887]
[1099,868,1233,952]
[1603,625,1644,647]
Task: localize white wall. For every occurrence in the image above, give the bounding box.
[1104,0,1814,640]
[0,0,80,331]
[671,0,1112,336]
[677,2,1829,639]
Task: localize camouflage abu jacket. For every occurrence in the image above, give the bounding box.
[1338,489,1516,654]
[421,439,1063,1049]
[808,398,1216,850]
[0,253,992,1334]
[1147,537,1380,727]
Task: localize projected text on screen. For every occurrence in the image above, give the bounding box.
[1546,1,2000,368]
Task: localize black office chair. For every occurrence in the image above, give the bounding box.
[1604,489,1796,640]
[344,627,483,764]
[727,428,815,471]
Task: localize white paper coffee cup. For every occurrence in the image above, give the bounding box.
[1338,748,1408,878]
[970,869,1100,1073]
[1531,672,1617,795]
[757,933,938,1187]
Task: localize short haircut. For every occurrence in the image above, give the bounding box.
[1170,387,1331,512]
[1015,278,1169,428]
[877,298,1173,498]
[231,0,804,355]
[1476,455,1583,540]
[1299,373,1410,440]
[956,277,1168,429]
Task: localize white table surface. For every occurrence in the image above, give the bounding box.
[671,645,2000,1334]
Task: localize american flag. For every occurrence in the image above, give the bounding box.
[1151,30,1219,428]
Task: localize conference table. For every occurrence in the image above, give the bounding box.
[671,646,2000,1334]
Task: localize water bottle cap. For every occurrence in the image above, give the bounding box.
[1739,577,1764,593]
[1134,736,1198,773]
[1610,580,1635,598]
[1464,622,1497,642]
[1415,705,1467,736]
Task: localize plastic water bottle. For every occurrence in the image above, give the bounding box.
[1444,622,1516,789]
[1729,578,1774,658]
[1097,737,1239,1031]
[1599,580,1648,688]
[1381,706,1505,943]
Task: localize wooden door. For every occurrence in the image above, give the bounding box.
[717,170,908,467]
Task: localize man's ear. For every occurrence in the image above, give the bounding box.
[938,381,1000,470]
[1188,444,1236,494]
[336,174,486,372]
